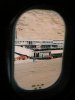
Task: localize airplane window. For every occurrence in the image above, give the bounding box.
[14,9,66,90]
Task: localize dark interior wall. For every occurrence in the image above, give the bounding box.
[0,0,75,100]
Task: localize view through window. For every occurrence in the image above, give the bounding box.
[14,9,65,90]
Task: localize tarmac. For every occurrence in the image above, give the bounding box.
[14,58,62,90]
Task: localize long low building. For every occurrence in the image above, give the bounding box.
[15,40,64,50]
[14,40,64,60]
[15,45,63,60]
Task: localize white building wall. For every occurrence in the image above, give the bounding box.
[15,46,34,57]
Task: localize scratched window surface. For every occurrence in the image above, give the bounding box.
[14,9,65,90]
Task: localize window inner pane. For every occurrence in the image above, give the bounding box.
[14,9,65,90]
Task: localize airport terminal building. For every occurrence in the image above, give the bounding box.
[15,40,64,50]
[15,40,64,59]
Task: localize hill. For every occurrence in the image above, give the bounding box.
[15,9,65,41]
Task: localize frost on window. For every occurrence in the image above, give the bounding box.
[14,9,65,90]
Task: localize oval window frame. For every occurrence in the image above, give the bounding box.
[8,4,71,96]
